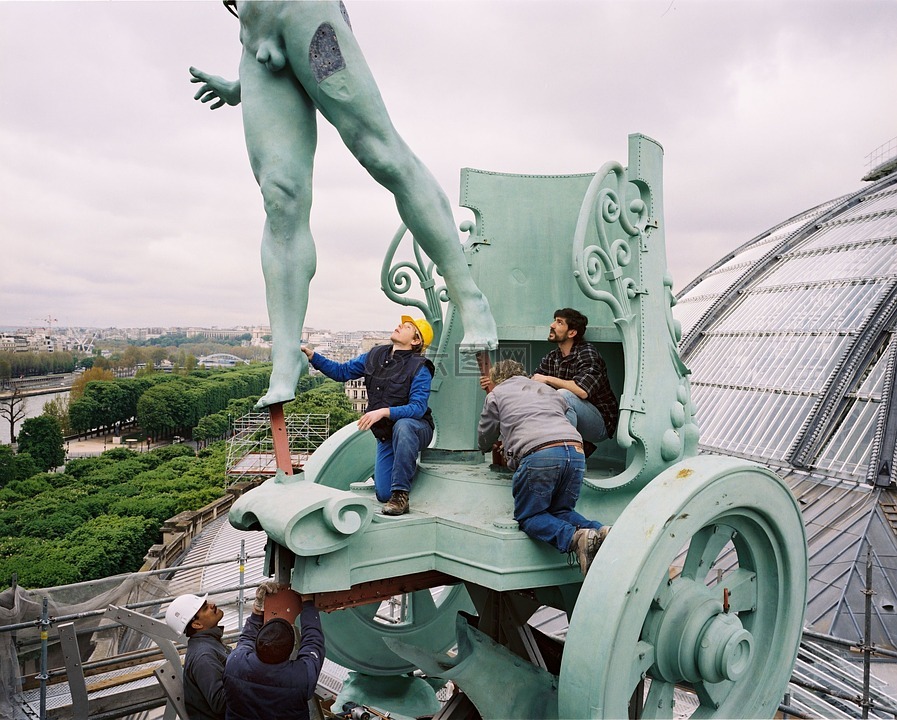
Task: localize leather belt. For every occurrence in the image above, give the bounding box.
[522,440,583,459]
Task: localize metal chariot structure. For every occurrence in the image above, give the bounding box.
[230,134,809,719]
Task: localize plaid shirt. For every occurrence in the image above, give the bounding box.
[536,342,619,438]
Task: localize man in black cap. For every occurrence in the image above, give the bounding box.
[223,581,324,719]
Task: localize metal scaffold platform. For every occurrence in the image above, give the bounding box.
[225,412,330,482]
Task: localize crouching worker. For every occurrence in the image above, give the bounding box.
[302,316,435,515]
[223,581,325,720]
[477,360,611,575]
[165,594,228,720]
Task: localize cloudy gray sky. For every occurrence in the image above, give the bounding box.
[1,0,895,333]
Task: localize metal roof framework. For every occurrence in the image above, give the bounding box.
[674,168,897,653]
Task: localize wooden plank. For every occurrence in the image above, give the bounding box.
[314,571,459,612]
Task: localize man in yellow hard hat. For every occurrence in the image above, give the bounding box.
[302,316,434,514]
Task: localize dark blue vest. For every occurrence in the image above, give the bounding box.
[364,344,434,441]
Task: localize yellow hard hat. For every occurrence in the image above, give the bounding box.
[401,315,434,350]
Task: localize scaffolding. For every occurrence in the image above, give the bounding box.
[224,412,330,482]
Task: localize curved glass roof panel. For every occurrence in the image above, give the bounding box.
[858,337,894,397]
[811,336,893,478]
[693,385,815,460]
[757,242,897,287]
[689,333,849,394]
[676,265,746,300]
[815,397,881,477]
[713,238,779,273]
[675,171,897,654]
[837,188,897,218]
[713,281,887,334]
[801,215,897,252]
[673,297,716,336]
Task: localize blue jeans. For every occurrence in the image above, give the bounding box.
[374,417,433,502]
[512,444,603,553]
[558,390,608,444]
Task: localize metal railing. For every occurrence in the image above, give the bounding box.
[1,548,267,720]
[865,137,897,176]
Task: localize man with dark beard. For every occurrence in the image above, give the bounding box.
[532,308,619,450]
[166,594,229,720]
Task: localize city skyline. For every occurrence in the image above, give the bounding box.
[2,1,895,331]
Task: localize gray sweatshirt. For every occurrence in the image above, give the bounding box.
[477,375,582,469]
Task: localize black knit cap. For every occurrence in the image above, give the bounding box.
[255,618,295,664]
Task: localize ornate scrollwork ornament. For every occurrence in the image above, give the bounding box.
[380,224,446,348]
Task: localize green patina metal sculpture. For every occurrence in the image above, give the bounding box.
[190,1,497,409]
[230,132,808,718]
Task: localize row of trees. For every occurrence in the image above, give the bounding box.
[0,376,358,588]
[190,376,358,445]
[68,365,272,439]
[0,340,269,382]
[0,366,361,588]
[136,332,253,348]
[0,443,225,588]
[0,350,79,380]
[0,416,66,482]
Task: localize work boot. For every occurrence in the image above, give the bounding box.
[571,527,607,576]
[382,491,409,516]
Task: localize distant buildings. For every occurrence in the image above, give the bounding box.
[0,333,52,353]
[303,330,390,410]
[2,323,392,413]
[345,378,367,414]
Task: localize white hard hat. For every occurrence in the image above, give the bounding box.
[165,594,206,635]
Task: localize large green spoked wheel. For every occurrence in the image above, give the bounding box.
[304,423,475,675]
[321,585,475,675]
[559,455,807,719]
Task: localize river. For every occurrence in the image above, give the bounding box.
[1,389,70,445]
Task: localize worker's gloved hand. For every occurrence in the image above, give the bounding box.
[252,579,288,614]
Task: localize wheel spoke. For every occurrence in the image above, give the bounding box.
[627,641,655,691]
[694,678,735,713]
[682,524,735,581]
[409,588,438,624]
[721,567,757,614]
[641,678,675,719]
[354,599,382,623]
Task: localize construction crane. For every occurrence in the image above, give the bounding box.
[30,315,57,336]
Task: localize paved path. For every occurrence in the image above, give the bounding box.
[65,433,188,458]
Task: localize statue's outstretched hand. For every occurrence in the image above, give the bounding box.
[189,67,241,109]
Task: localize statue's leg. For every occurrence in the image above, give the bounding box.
[282,10,498,351]
[240,51,318,407]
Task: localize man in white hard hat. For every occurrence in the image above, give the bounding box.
[165,594,228,720]
[302,315,435,515]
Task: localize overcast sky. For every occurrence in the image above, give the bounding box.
[1,0,895,333]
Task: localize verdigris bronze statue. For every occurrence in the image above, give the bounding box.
[190,0,497,407]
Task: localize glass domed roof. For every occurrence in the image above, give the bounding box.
[674,163,897,647]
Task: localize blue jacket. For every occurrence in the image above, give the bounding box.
[223,603,325,720]
[184,626,229,720]
[311,345,434,440]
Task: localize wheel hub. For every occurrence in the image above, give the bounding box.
[643,577,754,685]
